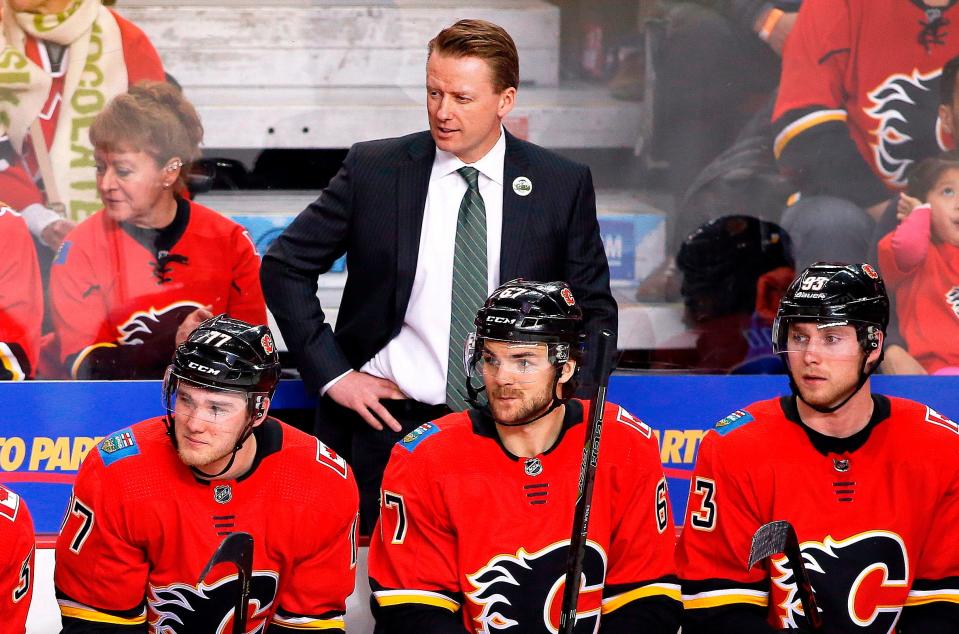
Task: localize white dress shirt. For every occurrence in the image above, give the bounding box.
[323,129,506,404]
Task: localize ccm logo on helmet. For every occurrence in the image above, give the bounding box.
[187,362,221,376]
[486,316,516,324]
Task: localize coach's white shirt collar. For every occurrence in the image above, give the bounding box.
[431,126,506,185]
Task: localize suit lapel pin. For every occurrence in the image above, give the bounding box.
[512,176,532,196]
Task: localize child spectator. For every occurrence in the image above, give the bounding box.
[877,150,959,374]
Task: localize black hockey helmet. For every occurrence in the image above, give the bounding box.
[773,263,889,414]
[162,315,280,477]
[474,279,584,346]
[772,262,889,355]
[677,215,793,321]
[169,314,280,396]
[465,279,585,415]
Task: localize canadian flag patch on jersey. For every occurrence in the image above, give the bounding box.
[616,407,652,438]
[925,407,959,435]
[316,440,349,479]
[0,485,21,522]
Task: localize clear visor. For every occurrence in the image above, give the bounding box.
[777,321,865,360]
[468,340,559,385]
[163,372,254,426]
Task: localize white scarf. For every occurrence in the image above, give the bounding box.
[0,0,128,220]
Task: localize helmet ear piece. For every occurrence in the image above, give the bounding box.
[252,395,269,421]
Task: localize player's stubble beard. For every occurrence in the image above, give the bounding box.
[176,426,246,472]
[488,381,554,426]
[791,360,862,412]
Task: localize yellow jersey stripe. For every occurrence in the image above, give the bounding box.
[373,590,460,613]
[682,589,768,610]
[602,583,682,614]
[58,603,146,625]
[270,615,346,630]
[0,342,24,381]
[905,591,959,606]
[774,109,848,159]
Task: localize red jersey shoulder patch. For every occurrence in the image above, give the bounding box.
[316,439,349,479]
[0,485,21,522]
[925,406,959,435]
[614,406,652,439]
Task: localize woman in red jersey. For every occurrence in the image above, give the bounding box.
[49,81,266,379]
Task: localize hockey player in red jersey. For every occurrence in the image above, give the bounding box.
[55,315,359,633]
[0,202,42,380]
[677,262,959,632]
[369,279,681,633]
[0,483,35,633]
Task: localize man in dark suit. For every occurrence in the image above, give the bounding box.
[261,19,616,533]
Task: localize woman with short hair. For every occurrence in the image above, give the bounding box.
[49,81,267,379]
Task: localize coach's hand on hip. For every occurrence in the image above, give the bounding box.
[327,371,406,432]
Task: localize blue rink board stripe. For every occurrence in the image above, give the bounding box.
[1,376,957,533]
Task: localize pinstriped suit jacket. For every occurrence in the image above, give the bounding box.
[261,130,616,395]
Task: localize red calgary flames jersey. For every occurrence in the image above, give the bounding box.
[55,417,359,633]
[774,0,959,192]
[677,396,959,632]
[0,205,42,380]
[49,198,266,379]
[0,484,35,634]
[369,400,681,634]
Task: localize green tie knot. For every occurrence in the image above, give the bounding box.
[457,166,480,190]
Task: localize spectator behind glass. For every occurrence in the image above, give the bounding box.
[657,215,794,373]
[773,0,959,271]
[48,81,266,380]
[0,202,41,380]
[877,150,959,375]
[0,0,164,250]
[654,0,799,219]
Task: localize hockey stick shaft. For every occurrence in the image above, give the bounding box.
[197,531,254,634]
[748,521,823,632]
[783,532,824,632]
[559,329,617,634]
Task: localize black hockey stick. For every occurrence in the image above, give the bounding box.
[559,329,617,634]
[748,520,824,632]
[197,531,254,634]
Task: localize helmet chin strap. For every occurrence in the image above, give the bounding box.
[789,353,875,415]
[189,422,257,480]
[165,408,259,480]
[166,392,269,480]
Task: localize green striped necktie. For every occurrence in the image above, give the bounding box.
[446,166,488,411]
